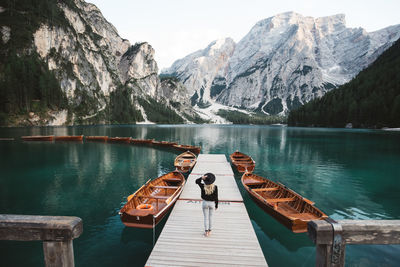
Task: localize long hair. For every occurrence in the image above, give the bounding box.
[204,184,215,195]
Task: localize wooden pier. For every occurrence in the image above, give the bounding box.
[146,154,268,266]
[0,214,82,267]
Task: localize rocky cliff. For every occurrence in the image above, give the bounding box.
[163,12,400,115]
[0,0,189,125]
[165,38,235,106]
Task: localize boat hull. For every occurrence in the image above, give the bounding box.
[119,171,185,229]
[173,145,201,154]
[175,165,191,173]
[21,135,54,141]
[230,151,255,173]
[108,137,131,143]
[131,139,153,145]
[154,141,178,147]
[241,173,327,233]
[120,199,177,228]
[55,135,83,141]
[235,163,255,173]
[86,136,108,142]
[246,189,304,233]
[174,151,197,173]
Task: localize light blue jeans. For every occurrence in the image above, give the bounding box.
[202,200,215,231]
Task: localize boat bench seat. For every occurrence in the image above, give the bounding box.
[177,161,192,166]
[163,178,182,182]
[245,182,266,186]
[287,212,319,220]
[252,187,279,192]
[267,197,295,203]
[151,185,179,189]
[137,195,170,200]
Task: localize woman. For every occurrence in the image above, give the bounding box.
[195,173,218,237]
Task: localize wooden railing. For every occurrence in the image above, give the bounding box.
[307,219,400,267]
[0,214,83,267]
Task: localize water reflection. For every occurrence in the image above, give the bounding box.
[0,125,399,267]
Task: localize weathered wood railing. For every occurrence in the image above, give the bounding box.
[0,214,83,267]
[308,219,400,267]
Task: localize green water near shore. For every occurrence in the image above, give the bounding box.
[0,125,399,266]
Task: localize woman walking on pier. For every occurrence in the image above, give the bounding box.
[196,173,218,237]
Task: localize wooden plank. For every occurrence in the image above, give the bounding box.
[147,258,265,267]
[137,195,169,199]
[252,187,278,192]
[151,185,179,189]
[148,253,267,265]
[197,154,227,162]
[267,197,295,203]
[164,178,182,182]
[0,215,82,267]
[308,219,400,245]
[0,215,83,241]
[43,240,75,267]
[245,182,265,186]
[146,154,268,266]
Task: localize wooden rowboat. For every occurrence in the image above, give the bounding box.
[174,151,197,173]
[173,144,201,154]
[153,140,177,147]
[119,171,185,228]
[131,138,154,145]
[151,140,162,145]
[107,137,131,143]
[230,151,255,173]
[86,136,108,142]
[241,172,327,233]
[21,135,54,141]
[55,135,84,141]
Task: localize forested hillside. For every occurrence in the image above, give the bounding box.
[0,52,67,124]
[288,38,400,128]
[0,0,190,126]
[0,0,72,125]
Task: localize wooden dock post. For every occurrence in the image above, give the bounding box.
[307,219,400,267]
[0,214,83,267]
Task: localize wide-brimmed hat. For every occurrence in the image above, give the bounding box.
[203,173,216,185]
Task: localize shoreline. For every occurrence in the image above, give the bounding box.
[382,128,400,131]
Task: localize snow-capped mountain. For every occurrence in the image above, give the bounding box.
[163,12,400,115]
[165,37,235,106]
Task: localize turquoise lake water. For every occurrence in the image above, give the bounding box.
[0,125,399,266]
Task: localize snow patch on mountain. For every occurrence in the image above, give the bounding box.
[163,12,400,116]
[162,37,235,105]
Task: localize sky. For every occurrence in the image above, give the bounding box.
[86,0,400,71]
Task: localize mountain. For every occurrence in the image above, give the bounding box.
[164,38,236,106]
[162,12,400,116]
[287,38,400,128]
[0,0,192,126]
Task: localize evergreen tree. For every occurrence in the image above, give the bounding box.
[288,38,400,128]
[0,51,67,124]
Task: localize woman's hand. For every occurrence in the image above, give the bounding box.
[201,175,206,180]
